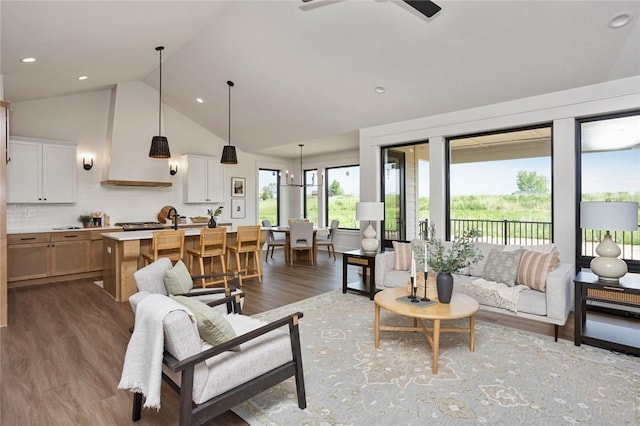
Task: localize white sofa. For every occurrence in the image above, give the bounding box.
[375,241,575,340]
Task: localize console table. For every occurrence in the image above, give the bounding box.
[574,271,640,355]
[342,249,377,300]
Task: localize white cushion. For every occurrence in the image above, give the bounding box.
[134,258,172,295]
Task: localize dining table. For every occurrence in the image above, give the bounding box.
[266,225,328,264]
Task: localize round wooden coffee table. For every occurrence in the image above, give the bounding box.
[374,287,479,374]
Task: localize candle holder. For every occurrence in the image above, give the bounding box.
[410,277,419,302]
[421,271,430,302]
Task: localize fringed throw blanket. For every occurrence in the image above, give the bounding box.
[458,279,528,312]
[118,294,195,409]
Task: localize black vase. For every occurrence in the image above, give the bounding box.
[208,217,217,228]
[436,272,454,304]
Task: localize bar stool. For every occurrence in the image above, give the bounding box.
[187,227,228,289]
[226,225,262,286]
[141,229,185,265]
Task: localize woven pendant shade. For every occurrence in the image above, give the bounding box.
[149,136,171,158]
[220,80,238,165]
[221,145,237,164]
[149,46,170,159]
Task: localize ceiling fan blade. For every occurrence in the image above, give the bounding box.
[403,0,442,18]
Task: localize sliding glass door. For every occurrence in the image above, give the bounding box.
[381,142,429,247]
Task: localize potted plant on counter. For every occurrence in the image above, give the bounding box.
[207,206,223,228]
[78,214,92,228]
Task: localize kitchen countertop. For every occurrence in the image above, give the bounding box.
[7,225,122,235]
[7,222,208,235]
[101,225,238,241]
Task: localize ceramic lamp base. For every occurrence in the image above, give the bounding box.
[361,223,378,253]
[590,232,627,283]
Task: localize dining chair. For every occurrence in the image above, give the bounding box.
[317,219,339,259]
[141,229,185,265]
[288,222,314,266]
[187,227,228,289]
[226,225,262,286]
[262,219,285,261]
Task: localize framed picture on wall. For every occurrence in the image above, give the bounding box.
[231,177,246,197]
[231,198,246,219]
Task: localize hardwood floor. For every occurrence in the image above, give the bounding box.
[0,250,573,425]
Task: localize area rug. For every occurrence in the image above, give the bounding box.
[233,290,640,425]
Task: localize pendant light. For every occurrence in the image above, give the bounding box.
[280,144,322,188]
[220,80,238,164]
[149,46,171,158]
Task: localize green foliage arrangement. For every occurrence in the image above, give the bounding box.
[78,214,92,224]
[413,224,483,274]
[207,207,223,218]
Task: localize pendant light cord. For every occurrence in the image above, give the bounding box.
[156,46,164,136]
[227,80,234,147]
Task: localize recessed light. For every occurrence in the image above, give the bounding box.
[196,98,204,104]
[609,12,632,29]
[374,86,386,94]
[21,57,36,63]
[78,75,88,80]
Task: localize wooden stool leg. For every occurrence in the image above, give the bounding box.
[198,257,205,287]
[220,255,228,289]
[235,251,242,286]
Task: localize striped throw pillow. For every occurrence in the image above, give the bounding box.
[517,249,560,292]
[392,241,412,271]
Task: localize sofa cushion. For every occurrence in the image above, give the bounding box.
[164,260,193,294]
[392,241,412,271]
[481,249,523,286]
[517,249,560,292]
[522,243,556,254]
[469,242,505,276]
[516,289,547,316]
[383,270,411,288]
[170,295,237,348]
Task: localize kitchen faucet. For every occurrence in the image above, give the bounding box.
[167,207,178,230]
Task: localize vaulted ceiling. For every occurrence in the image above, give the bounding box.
[2,1,639,158]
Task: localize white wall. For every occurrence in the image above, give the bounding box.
[7,85,286,231]
[360,76,640,264]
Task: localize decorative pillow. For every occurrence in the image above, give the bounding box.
[392,241,412,271]
[481,249,523,286]
[170,295,238,349]
[163,260,193,295]
[517,249,560,292]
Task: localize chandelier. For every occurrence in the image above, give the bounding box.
[280,144,322,188]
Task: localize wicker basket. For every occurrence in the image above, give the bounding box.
[190,216,210,224]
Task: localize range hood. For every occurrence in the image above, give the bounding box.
[102,81,172,188]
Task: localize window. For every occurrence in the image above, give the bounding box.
[304,169,320,223]
[381,142,430,247]
[577,111,640,272]
[258,169,279,226]
[447,125,553,245]
[325,165,359,229]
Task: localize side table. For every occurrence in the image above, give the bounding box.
[574,271,640,355]
[342,249,377,300]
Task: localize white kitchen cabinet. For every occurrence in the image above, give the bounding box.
[7,139,77,203]
[182,155,223,203]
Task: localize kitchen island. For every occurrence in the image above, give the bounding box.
[102,226,266,302]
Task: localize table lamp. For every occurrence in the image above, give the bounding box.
[580,201,638,282]
[356,202,384,253]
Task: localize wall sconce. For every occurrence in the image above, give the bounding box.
[169,164,178,175]
[82,156,94,171]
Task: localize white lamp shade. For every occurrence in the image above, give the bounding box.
[356,202,384,221]
[580,201,638,231]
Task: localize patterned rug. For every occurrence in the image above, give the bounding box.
[233,290,640,425]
